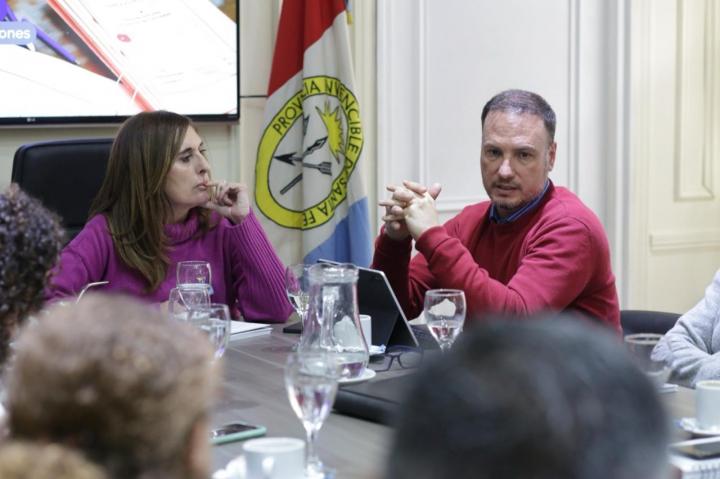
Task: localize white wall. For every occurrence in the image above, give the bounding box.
[629,0,720,312]
[377,0,629,297]
[377,0,720,312]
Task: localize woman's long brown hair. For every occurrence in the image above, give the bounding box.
[90,111,212,292]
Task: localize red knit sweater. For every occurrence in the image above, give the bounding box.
[372,183,620,332]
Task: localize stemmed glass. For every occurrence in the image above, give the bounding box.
[424,289,466,352]
[167,286,211,321]
[177,261,213,296]
[284,352,339,478]
[285,264,312,326]
[184,303,231,360]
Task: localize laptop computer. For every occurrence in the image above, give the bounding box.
[283,262,437,350]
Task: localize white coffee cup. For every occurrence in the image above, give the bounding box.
[359,314,372,346]
[243,437,305,479]
[696,380,720,430]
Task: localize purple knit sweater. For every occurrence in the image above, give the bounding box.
[46,209,293,323]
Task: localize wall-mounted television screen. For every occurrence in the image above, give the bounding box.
[0,0,239,125]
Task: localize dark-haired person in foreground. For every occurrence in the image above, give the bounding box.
[6,294,216,479]
[0,186,64,368]
[374,89,620,331]
[46,110,293,322]
[386,317,669,479]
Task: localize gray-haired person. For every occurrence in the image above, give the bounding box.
[653,269,720,387]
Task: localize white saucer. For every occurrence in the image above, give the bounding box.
[338,368,376,385]
[678,417,720,437]
[658,383,679,394]
[212,456,245,479]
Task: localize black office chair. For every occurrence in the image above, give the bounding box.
[11,138,113,243]
[620,309,681,336]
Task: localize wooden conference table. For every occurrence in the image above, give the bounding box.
[211,325,698,478]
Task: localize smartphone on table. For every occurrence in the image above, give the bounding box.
[210,422,267,445]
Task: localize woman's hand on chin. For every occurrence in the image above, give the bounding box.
[203,181,250,224]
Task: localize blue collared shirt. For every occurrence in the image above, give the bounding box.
[489,180,550,224]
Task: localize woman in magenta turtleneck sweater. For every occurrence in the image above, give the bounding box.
[46,111,293,323]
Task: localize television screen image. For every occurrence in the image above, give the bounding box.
[0,0,239,125]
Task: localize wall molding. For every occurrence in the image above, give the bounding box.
[673,0,715,201]
[350,0,378,231]
[375,0,392,209]
[566,0,580,192]
[376,0,422,203]
[604,0,631,306]
[418,0,428,186]
[650,229,720,252]
[435,196,486,213]
[629,0,653,306]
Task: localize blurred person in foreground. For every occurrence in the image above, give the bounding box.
[6,294,216,479]
[374,89,619,331]
[46,110,293,322]
[0,441,107,479]
[653,269,720,387]
[0,186,64,369]
[386,317,669,479]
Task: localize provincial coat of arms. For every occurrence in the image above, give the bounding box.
[256,75,364,230]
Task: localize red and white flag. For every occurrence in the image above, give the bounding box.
[255,0,371,266]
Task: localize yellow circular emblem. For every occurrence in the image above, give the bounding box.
[255,75,364,230]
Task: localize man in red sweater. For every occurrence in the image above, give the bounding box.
[372,89,620,331]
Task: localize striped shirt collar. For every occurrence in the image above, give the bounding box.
[489,180,551,224]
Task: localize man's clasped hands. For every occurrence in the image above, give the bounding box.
[379,181,443,241]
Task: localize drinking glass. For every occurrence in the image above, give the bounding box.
[285,264,312,325]
[284,352,339,478]
[167,286,211,321]
[624,333,671,386]
[184,303,231,360]
[424,289,466,352]
[176,261,213,295]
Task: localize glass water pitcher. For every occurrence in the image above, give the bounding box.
[301,262,369,379]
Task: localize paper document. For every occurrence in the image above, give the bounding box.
[0,45,139,117]
[231,321,272,338]
[48,0,238,113]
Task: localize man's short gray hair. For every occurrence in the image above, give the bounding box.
[481,89,556,142]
